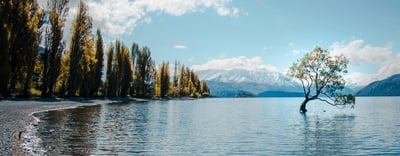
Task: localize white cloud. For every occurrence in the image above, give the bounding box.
[331,39,393,65]
[144,17,152,24]
[192,56,278,72]
[174,45,187,49]
[217,6,239,16]
[292,50,300,55]
[331,39,400,87]
[77,0,239,36]
[217,7,231,16]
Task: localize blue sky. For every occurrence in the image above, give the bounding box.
[61,0,400,87]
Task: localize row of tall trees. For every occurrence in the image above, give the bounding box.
[0,0,210,98]
[0,0,45,97]
[154,62,210,98]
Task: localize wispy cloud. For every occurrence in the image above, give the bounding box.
[77,0,239,36]
[331,39,400,86]
[192,56,278,72]
[292,50,300,55]
[174,45,187,49]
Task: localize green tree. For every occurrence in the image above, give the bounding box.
[134,47,155,97]
[178,65,188,96]
[160,62,170,98]
[68,0,93,97]
[0,1,11,97]
[7,0,45,97]
[79,34,96,97]
[104,46,115,97]
[56,50,70,96]
[288,47,355,113]
[104,40,133,97]
[115,40,133,97]
[94,29,104,96]
[200,80,210,97]
[41,0,69,97]
[154,62,170,98]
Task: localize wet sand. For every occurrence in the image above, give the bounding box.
[0,98,141,155]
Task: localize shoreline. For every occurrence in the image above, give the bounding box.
[0,98,144,155]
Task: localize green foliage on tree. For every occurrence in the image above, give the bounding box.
[56,50,70,96]
[133,47,155,97]
[115,40,133,97]
[104,46,115,97]
[288,46,355,113]
[41,0,69,97]
[154,62,170,98]
[176,65,210,98]
[0,0,211,99]
[94,29,104,96]
[67,0,93,97]
[3,0,45,97]
[0,1,11,97]
[104,40,133,97]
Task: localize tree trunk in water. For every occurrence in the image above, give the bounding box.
[300,99,309,113]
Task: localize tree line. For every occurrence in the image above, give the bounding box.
[0,0,210,98]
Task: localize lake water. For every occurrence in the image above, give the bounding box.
[24,97,400,155]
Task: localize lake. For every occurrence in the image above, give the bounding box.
[23,97,400,155]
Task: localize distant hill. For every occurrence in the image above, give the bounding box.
[357,74,400,96]
[257,91,303,97]
[195,69,302,97]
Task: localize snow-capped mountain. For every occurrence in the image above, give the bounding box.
[195,69,302,97]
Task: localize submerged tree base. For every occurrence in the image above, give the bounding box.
[299,99,308,113]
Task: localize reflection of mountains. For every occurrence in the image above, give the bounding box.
[301,114,356,155]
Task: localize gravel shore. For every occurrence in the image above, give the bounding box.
[0,98,137,155]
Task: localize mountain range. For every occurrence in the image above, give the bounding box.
[196,68,399,97]
[356,74,400,96]
[196,69,303,97]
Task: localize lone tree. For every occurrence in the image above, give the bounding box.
[288,47,355,113]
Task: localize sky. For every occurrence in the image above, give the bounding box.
[51,0,400,87]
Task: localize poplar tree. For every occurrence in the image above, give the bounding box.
[113,40,132,97]
[0,1,11,96]
[178,65,188,96]
[68,0,93,97]
[130,42,140,96]
[56,51,70,96]
[154,62,170,98]
[94,29,104,96]
[105,46,115,97]
[134,47,155,97]
[41,0,69,97]
[7,0,44,97]
[160,62,170,98]
[79,34,96,97]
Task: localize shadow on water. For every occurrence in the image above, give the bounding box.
[301,113,356,155]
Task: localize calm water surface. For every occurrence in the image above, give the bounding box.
[26,97,400,155]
